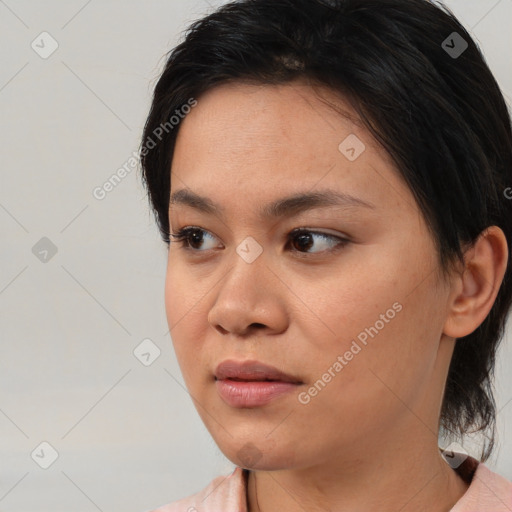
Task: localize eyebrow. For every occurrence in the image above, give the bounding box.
[169,188,375,221]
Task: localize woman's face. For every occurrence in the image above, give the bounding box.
[165,81,455,470]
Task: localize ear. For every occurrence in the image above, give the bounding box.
[443,226,509,339]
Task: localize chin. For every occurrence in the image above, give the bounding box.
[217,437,299,470]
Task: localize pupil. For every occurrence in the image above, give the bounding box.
[190,230,203,248]
[296,233,312,251]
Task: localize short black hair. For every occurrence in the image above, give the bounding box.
[139,0,512,462]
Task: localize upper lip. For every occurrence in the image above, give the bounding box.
[215,360,302,384]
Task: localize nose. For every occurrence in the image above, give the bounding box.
[207,250,288,338]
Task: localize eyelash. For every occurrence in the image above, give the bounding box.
[169,226,349,256]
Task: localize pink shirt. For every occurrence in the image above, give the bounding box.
[150,456,512,511]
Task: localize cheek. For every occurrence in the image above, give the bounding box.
[314,238,436,347]
[164,259,209,384]
[164,263,181,328]
[294,305,436,442]
[295,249,441,402]
[293,250,403,356]
[164,253,208,331]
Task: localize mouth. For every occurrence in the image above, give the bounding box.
[214,359,303,384]
[214,361,303,408]
[224,377,283,382]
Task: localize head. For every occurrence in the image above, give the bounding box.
[140,0,512,465]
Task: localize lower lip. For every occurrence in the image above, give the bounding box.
[215,379,300,407]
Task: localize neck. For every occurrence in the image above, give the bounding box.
[246,436,470,512]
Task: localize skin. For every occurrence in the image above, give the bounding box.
[165,80,508,512]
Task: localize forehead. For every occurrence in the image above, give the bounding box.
[170,80,416,220]
[178,80,365,140]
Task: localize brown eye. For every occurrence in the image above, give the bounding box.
[288,228,348,254]
[170,227,220,251]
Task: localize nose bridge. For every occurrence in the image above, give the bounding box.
[222,236,268,299]
[207,237,285,334]
[234,234,265,266]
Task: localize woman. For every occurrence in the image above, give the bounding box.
[140,0,512,510]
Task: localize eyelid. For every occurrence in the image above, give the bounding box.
[170,226,222,251]
[287,227,349,256]
[290,226,349,239]
[170,225,350,255]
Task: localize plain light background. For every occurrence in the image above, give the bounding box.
[0,1,511,511]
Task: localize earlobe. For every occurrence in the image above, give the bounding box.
[443,226,508,339]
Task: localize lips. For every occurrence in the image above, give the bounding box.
[214,360,302,384]
[214,359,303,408]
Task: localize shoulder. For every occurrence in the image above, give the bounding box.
[147,466,248,512]
[451,459,512,511]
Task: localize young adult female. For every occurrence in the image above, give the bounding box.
[140,0,512,510]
